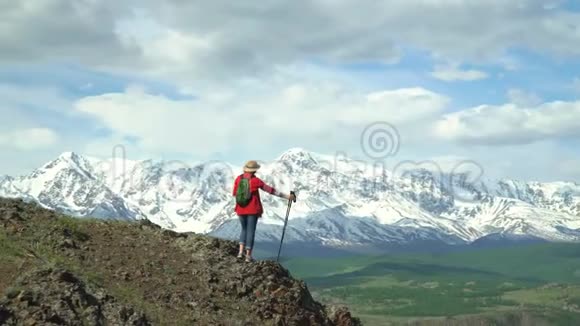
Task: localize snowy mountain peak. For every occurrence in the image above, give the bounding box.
[37,152,95,180]
[277,147,313,160]
[58,151,79,160]
[1,150,580,246]
[275,148,320,171]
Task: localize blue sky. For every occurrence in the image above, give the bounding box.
[1,1,580,182]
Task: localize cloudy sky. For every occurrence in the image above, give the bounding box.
[1,0,580,182]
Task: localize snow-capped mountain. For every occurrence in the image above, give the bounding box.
[1,148,580,246]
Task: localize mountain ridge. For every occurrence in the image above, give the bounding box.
[1,148,580,247]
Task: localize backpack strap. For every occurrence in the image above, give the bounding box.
[240,173,255,179]
[241,173,258,194]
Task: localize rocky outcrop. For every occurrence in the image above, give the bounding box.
[0,268,150,326]
[0,198,361,325]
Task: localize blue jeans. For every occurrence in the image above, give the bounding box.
[238,215,258,250]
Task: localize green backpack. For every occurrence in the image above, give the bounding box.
[235,175,253,207]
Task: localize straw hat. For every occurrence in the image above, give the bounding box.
[243,160,261,173]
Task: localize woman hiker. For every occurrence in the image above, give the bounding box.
[232,160,296,262]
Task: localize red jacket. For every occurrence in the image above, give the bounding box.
[233,173,280,217]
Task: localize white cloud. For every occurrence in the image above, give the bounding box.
[129,1,580,83]
[3,1,580,82]
[1,77,579,183]
[431,64,488,81]
[75,76,449,157]
[434,100,580,146]
[0,85,73,152]
[0,84,106,175]
[0,1,137,67]
[459,141,580,183]
[82,134,152,163]
[3,1,580,183]
[507,88,542,107]
[0,128,59,150]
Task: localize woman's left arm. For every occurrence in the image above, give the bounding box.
[258,179,289,199]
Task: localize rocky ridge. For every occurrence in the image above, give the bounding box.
[0,197,360,325]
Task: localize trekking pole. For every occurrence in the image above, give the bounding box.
[276,191,296,263]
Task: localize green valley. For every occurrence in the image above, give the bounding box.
[285,243,580,325]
